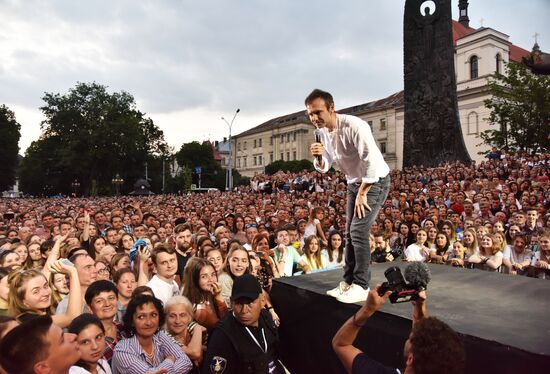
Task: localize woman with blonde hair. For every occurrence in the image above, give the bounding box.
[468,234,503,272]
[304,207,328,245]
[462,228,478,265]
[299,235,326,273]
[218,246,250,307]
[8,261,82,327]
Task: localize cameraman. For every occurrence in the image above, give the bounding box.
[332,285,464,374]
[371,235,397,263]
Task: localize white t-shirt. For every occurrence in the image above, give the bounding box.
[321,249,345,269]
[146,275,179,305]
[304,219,320,239]
[404,243,429,262]
[502,245,533,264]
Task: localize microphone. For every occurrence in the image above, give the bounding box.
[314,128,323,164]
[404,262,431,290]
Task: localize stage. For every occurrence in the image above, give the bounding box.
[271,262,550,374]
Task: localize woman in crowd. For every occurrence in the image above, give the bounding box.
[113,268,137,320]
[425,227,438,249]
[181,258,227,331]
[392,223,413,256]
[441,221,457,247]
[502,234,532,275]
[232,215,247,244]
[111,294,192,374]
[204,248,224,277]
[98,246,117,264]
[25,242,44,269]
[7,261,82,327]
[0,268,10,316]
[462,228,479,263]
[164,296,206,368]
[68,313,112,374]
[251,232,279,291]
[430,233,450,264]
[531,230,550,279]
[404,229,430,262]
[91,237,107,260]
[110,254,130,277]
[505,224,521,245]
[299,235,326,273]
[12,244,28,266]
[321,230,345,269]
[304,207,328,245]
[0,250,20,270]
[218,246,250,307]
[49,271,70,310]
[117,234,134,255]
[468,234,503,271]
[446,241,466,267]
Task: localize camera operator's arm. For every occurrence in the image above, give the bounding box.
[411,290,428,327]
[332,285,391,374]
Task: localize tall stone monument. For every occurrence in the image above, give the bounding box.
[403,0,471,167]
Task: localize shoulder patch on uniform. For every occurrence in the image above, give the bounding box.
[210,356,227,374]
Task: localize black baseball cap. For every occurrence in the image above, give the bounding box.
[231,274,262,301]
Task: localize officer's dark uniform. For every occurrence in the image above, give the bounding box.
[202,309,285,374]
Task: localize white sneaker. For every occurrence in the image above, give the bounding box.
[336,284,370,304]
[326,281,351,297]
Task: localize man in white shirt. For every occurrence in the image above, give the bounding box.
[146,244,180,305]
[307,89,390,303]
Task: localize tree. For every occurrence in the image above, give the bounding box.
[19,82,169,195]
[0,105,21,192]
[480,61,550,155]
[176,141,225,189]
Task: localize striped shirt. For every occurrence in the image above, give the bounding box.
[111,331,192,374]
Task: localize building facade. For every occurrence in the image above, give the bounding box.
[232,19,529,177]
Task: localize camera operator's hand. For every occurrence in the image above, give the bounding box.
[356,284,391,322]
[411,290,427,323]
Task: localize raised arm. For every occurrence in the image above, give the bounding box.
[50,260,82,328]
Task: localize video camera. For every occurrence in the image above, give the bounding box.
[378,262,431,304]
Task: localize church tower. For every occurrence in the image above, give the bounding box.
[458,0,470,27]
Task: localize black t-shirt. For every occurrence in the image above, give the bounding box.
[352,353,401,374]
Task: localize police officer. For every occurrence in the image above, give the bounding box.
[202,274,287,374]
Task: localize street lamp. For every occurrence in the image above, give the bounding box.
[221,108,240,191]
[70,179,80,197]
[111,174,124,196]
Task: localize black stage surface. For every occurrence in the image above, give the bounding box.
[271,262,550,374]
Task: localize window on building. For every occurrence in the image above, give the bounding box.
[467,111,479,134]
[258,138,262,147]
[258,155,262,165]
[244,141,247,150]
[280,152,284,160]
[254,139,257,148]
[496,53,502,74]
[244,157,247,167]
[367,120,373,129]
[293,151,296,160]
[293,132,296,141]
[270,136,273,145]
[253,156,257,166]
[286,133,290,142]
[380,118,386,131]
[286,152,290,161]
[237,158,241,168]
[237,142,241,151]
[280,134,284,143]
[470,55,479,79]
[270,153,274,163]
[379,141,387,154]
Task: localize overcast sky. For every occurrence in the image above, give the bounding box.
[1,0,548,154]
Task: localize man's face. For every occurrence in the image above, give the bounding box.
[288,230,298,243]
[111,217,123,230]
[515,213,526,226]
[89,291,118,320]
[42,215,54,229]
[374,236,387,251]
[175,230,192,251]
[154,251,178,279]
[246,227,258,243]
[306,97,334,129]
[106,230,118,245]
[527,210,538,226]
[133,226,146,238]
[75,255,98,286]
[131,215,141,227]
[232,295,263,327]
[94,213,106,225]
[276,230,290,246]
[40,324,81,373]
[75,217,85,231]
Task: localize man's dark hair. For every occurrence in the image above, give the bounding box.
[174,223,192,234]
[282,223,297,232]
[41,212,54,220]
[151,244,176,265]
[143,213,156,222]
[40,239,55,255]
[0,315,52,374]
[305,89,334,109]
[85,280,119,305]
[123,294,165,335]
[410,317,465,374]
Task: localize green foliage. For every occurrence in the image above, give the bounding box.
[480,61,550,155]
[0,105,21,192]
[176,141,225,189]
[264,159,314,175]
[18,82,169,195]
[165,166,192,194]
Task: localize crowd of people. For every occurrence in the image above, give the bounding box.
[0,151,548,373]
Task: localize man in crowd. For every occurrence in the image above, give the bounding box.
[273,226,301,277]
[146,244,180,304]
[56,253,97,314]
[0,316,81,374]
[371,235,395,263]
[202,274,285,374]
[332,286,465,374]
[174,223,194,278]
[307,88,390,303]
